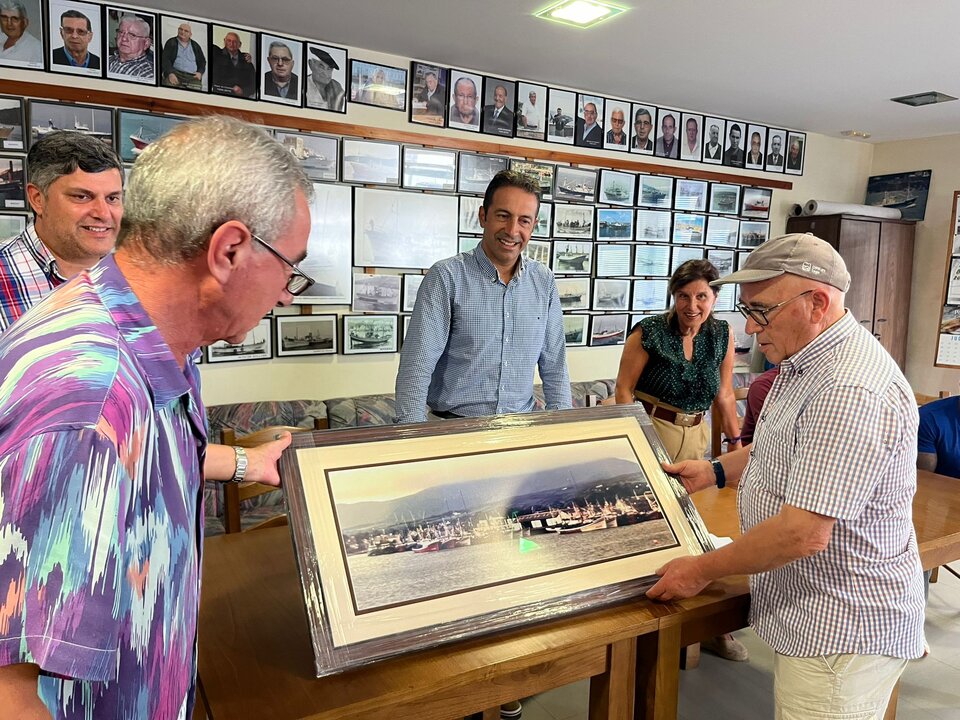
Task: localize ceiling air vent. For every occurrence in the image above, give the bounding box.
[891,91,957,107]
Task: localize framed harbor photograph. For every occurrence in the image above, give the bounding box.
[523,239,551,267]
[708,183,741,215]
[304,42,348,113]
[633,244,671,277]
[354,187,458,269]
[293,182,353,306]
[671,246,703,273]
[637,175,673,209]
[280,405,713,676]
[596,208,633,241]
[632,279,669,312]
[552,203,594,239]
[447,69,483,132]
[553,165,597,203]
[259,33,303,107]
[458,195,484,234]
[515,81,548,141]
[350,59,407,111]
[480,75,516,138]
[674,179,708,213]
[342,314,398,355]
[409,61,447,127]
[206,317,272,363]
[275,314,337,356]
[593,278,631,311]
[352,273,401,314]
[0,97,25,151]
[589,315,628,346]
[158,16,209,93]
[402,146,457,192]
[563,314,589,346]
[510,159,554,200]
[27,99,113,148]
[706,249,735,277]
[0,156,25,210]
[595,244,632,277]
[739,220,770,249]
[116,109,184,163]
[546,88,576,145]
[0,213,27,239]
[598,169,635,206]
[784,130,806,176]
[714,311,752,369]
[402,273,424,312]
[47,0,103,78]
[458,152,508,194]
[705,215,740,248]
[275,130,339,182]
[865,169,932,221]
[552,240,593,275]
[459,235,478,254]
[672,213,706,245]
[533,202,552,238]
[342,138,400,186]
[740,187,772,220]
[555,277,591,311]
[635,209,672,243]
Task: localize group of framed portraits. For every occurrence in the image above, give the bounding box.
[2,0,808,176]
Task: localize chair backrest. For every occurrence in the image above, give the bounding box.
[711,386,750,457]
[220,424,315,533]
[915,390,950,406]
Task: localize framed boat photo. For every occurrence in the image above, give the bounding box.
[341,314,398,355]
[280,405,714,677]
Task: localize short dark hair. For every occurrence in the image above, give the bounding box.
[482,170,540,212]
[27,132,122,204]
[666,259,720,333]
[60,9,91,31]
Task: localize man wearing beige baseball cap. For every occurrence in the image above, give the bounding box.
[646,233,925,718]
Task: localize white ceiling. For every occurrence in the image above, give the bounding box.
[159,0,960,144]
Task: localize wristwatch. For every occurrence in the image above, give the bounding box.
[230,446,248,484]
[711,458,726,489]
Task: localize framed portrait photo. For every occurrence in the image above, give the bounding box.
[275,314,337,356]
[209,24,258,99]
[633,244,671,277]
[630,103,657,155]
[104,6,157,85]
[458,152,508,195]
[524,239,551,266]
[674,179,708,212]
[709,183,742,215]
[206,317,272,363]
[27,99,113,148]
[575,93,604,150]
[0,0,43,70]
[0,96,26,151]
[723,120,747,169]
[744,124,767,171]
[672,213,706,245]
[354,187,457,269]
[275,130,339,182]
[342,314,398,355]
[596,208,633,241]
[480,76,516,138]
[342,138,400,186]
[635,210,672,244]
[116,109,185,163]
[402,273,425,313]
[679,113,703,162]
[552,239,593,275]
[594,243,633,277]
[47,0,103,77]
[705,215,740,248]
[603,100,630,152]
[409,61,446,127]
[515,81,548,141]
[654,109,680,160]
[304,42,348,113]
[765,128,787,173]
[555,277,590,311]
[598,169,635,206]
[260,33,303,106]
[352,272,401,314]
[589,315,628,346]
[350,59,406,111]
[280,405,713,676]
[739,221,770,249]
[510,159,555,200]
[702,116,726,165]
[563,314,589,346]
[785,131,806,175]
[552,203,594,239]
[293,182,353,306]
[447,69,482,132]
[402,146,457,192]
[158,15,209,92]
[0,155,25,210]
[740,187,772,220]
[546,88,576,145]
[637,176,673,209]
[553,165,597,204]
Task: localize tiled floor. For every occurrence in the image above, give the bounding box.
[514,569,960,720]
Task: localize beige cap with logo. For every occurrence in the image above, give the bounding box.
[710,232,851,292]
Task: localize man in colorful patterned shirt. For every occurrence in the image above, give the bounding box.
[647,234,925,718]
[0,116,314,718]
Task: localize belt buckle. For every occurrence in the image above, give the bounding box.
[675,412,697,427]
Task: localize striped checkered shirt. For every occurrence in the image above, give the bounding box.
[395,245,571,423]
[740,311,925,658]
[0,224,66,333]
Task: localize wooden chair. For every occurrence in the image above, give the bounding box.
[220,420,326,533]
[710,385,750,457]
[915,390,950,406]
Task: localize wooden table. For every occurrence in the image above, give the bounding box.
[196,471,959,720]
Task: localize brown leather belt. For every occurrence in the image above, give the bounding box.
[636,395,704,427]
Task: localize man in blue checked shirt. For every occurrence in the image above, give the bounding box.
[647,233,925,719]
[395,170,571,424]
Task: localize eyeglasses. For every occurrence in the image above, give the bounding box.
[268,55,293,64]
[454,93,476,101]
[61,26,91,36]
[736,289,813,327]
[252,234,315,296]
[116,29,149,40]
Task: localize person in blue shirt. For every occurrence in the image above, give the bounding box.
[918,395,960,478]
[395,170,571,424]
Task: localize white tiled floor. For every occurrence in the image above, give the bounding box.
[514,569,960,720]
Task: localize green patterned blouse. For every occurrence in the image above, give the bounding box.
[631,313,729,413]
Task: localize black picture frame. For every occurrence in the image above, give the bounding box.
[447,69,482,133]
[458,152,508,195]
[458,195,483,234]
[709,183,742,215]
[785,131,806,176]
[594,244,633,277]
[116,109,185,162]
[593,278,631,311]
[47,0,104,78]
[352,272,402,314]
[275,129,339,182]
[596,208,633,241]
[674,179,708,212]
[630,103,657,155]
[510,159,555,200]
[589,314,628,346]
[598,169,636,206]
[341,314,399,355]
[671,247,703,274]
[27,99,114,148]
[632,279,669,312]
[524,239,551,266]
[103,5,158,86]
[402,145,457,192]
[702,116,725,165]
[637,175,673,209]
[515,81,548,142]
[553,165,598,204]
[574,93,604,150]
[0,154,26,210]
[562,314,589,346]
[673,213,706,245]
[341,138,400,186]
[602,100,630,152]
[654,108,680,160]
[740,187,772,220]
[533,202,552,238]
[259,32,303,107]
[354,187,457,269]
[409,61,447,127]
[208,23,258,100]
[402,273,425,313]
[633,243,671,277]
[679,113,703,163]
[635,211,672,245]
[744,124,767,171]
[304,42,348,113]
[765,128,787,173]
[865,169,932,221]
[739,220,770,248]
[293,182,353,306]
[555,277,591,311]
[157,15,210,93]
[552,239,593,274]
[349,59,407,112]
[275,314,338,356]
[205,317,273,363]
[705,216,740,248]
[0,96,26,151]
[0,213,27,239]
[0,0,43,71]
[722,120,746,169]
[480,75,516,138]
[552,204,594,239]
[546,88,576,146]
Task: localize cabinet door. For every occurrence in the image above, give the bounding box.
[836,219,880,328]
[873,222,915,368]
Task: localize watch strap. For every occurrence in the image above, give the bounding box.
[231,446,248,484]
[711,458,726,489]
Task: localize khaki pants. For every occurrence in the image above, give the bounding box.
[650,414,709,462]
[774,652,907,719]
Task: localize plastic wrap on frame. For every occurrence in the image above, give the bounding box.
[281,404,714,678]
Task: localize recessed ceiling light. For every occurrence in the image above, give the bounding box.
[891,91,957,107]
[535,0,627,29]
[841,130,872,139]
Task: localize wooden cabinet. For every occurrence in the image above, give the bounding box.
[785,214,915,369]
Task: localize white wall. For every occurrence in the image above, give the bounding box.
[871,135,960,395]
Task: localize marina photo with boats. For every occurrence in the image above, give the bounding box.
[28,101,113,146]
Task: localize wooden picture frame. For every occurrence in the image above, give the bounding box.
[280,405,713,677]
[275,314,338,356]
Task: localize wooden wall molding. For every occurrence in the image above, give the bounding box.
[1,78,792,190]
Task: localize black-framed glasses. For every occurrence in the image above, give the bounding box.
[251,234,315,296]
[735,289,813,327]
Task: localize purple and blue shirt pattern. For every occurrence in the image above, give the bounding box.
[0,254,207,719]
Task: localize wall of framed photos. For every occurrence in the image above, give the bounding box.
[0,38,874,406]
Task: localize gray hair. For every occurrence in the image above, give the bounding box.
[0,1,27,18]
[118,14,150,39]
[26,131,122,209]
[268,40,291,57]
[119,116,312,263]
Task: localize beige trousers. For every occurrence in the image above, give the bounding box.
[649,414,710,462]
